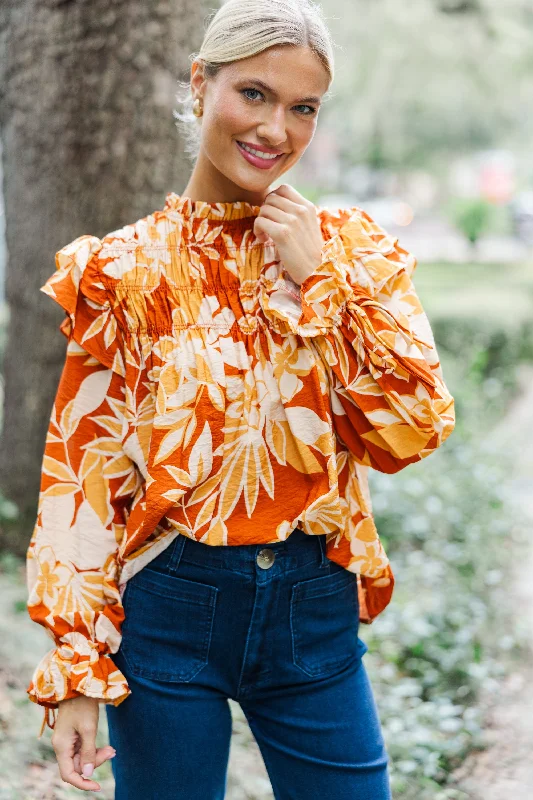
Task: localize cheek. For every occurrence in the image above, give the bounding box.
[297,122,317,150]
[285,126,315,162]
[208,102,248,143]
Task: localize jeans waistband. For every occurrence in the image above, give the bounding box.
[161,527,329,575]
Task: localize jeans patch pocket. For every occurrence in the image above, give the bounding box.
[290,566,360,678]
[119,568,219,682]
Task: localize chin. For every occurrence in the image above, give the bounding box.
[229,168,271,194]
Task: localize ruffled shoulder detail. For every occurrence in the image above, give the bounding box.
[41,235,125,375]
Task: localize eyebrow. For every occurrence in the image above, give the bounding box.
[239,78,322,105]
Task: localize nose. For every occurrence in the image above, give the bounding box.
[256,105,288,149]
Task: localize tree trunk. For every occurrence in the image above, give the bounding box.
[0,0,213,556]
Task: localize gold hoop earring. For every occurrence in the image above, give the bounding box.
[192,98,203,118]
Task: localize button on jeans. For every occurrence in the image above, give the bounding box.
[106,527,392,799]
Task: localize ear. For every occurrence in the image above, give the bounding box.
[190,59,206,98]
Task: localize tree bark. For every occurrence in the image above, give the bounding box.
[0,0,213,555]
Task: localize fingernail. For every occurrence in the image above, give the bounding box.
[82,763,94,777]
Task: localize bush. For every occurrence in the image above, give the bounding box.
[447,197,495,247]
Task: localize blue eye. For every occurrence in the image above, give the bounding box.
[241,88,263,101]
[294,105,317,116]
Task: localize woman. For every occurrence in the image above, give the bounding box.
[25,0,455,797]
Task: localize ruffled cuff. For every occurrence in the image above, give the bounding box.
[298,233,355,327]
[27,636,130,736]
[259,233,355,337]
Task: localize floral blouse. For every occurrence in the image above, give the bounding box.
[26,192,455,735]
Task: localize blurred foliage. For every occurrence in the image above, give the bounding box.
[431,313,533,435]
[414,260,533,437]
[0,491,19,525]
[447,197,495,246]
[322,0,533,174]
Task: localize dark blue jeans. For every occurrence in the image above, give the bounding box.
[106,528,392,799]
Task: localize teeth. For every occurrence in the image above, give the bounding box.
[239,142,280,160]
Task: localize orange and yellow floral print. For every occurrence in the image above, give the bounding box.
[26,193,455,735]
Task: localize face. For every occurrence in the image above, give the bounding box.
[187,45,330,204]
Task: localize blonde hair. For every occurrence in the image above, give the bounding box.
[173,0,337,164]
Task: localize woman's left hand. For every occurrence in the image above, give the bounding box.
[254,184,324,286]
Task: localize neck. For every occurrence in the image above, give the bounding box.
[182,152,272,207]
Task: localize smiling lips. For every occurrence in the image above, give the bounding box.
[236,140,285,169]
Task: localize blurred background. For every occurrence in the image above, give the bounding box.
[0,0,532,797]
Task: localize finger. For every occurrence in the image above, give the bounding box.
[268,184,309,206]
[78,721,98,782]
[253,216,286,242]
[67,765,102,792]
[263,195,311,223]
[264,192,304,214]
[55,744,102,792]
[74,745,116,774]
[258,204,293,225]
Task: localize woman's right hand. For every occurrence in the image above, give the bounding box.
[51,695,116,793]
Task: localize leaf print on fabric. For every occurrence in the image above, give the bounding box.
[284,406,331,446]
[188,421,214,485]
[300,473,346,534]
[216,371,275,519]
[268,336,317,404]
[60,369,113,438]
[154,416,193,465]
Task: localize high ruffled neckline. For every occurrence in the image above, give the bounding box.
[164,192,262,221]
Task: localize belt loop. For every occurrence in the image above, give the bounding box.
[167,533,187,574]
[318,534,329,568]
